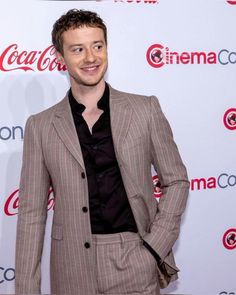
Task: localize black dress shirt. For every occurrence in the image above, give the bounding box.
[69,84,138,234]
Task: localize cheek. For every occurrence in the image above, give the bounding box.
[101,54,108,66]
[65,59,80,71]
[99,50,108,60]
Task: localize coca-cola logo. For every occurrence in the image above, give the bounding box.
[4,188,55,216]
[0,44,66,72]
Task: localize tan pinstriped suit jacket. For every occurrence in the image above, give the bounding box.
[15,85,189,294]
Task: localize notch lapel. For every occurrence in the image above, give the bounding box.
[52,86,133,171]
[109,85,140,199]
[52,96,85,170]
[109,86,132,158]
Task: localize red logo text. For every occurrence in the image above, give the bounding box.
[191,173,236,191]
[4,188,55,216]
[0,44,66,72]
[147,43,217,68]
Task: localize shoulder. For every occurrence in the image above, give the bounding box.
[27,94,68,124]
[110,83,157,102]
[109,84,151,100]
[109,84,160,113]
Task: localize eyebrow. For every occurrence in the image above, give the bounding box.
[68,40,105,48]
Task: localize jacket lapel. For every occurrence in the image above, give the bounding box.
[109,86,139,199]
[109,85,132,158]
[52,95,85,170]
[51,85,132,170]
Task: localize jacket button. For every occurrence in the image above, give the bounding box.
[84,242,90,249]
[81,172,85,179]
[82,206,88,213]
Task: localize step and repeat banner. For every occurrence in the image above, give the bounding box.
[0,0,235,294]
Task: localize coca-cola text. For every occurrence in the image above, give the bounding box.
[4,188,55,216]
[0,44,66,72]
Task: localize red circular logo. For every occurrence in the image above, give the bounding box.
[146,44,165,68]
[223,108,236,130]
[227,0,236,5]
[152,175,162,198]
[222,228,236,250]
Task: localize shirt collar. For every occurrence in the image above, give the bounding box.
[69,83,110,115]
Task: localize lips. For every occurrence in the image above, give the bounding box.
[81,65,100,72]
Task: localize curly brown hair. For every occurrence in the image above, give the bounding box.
[52,9,107,55]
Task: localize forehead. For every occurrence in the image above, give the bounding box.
[62,26,105,46]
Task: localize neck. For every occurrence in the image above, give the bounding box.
[71,80,106,108]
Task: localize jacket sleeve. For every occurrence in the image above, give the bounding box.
[143,96,189,261]
[15,115,50,294]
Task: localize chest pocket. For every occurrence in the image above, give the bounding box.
[122,136,143,151]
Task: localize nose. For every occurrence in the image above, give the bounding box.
[85,48,96,63]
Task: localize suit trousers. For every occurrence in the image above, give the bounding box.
[92,232,160,295]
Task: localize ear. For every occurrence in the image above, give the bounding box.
[55,51,65,66]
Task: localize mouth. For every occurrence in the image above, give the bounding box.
[81,65,100,73]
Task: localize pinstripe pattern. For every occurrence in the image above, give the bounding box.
[15,84,189,294]
[93,232,159,295]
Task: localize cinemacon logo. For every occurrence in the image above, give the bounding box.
[222,228,236,250]
[223,108,236,130]
[0,267,15,284]
[152,175,162,198]
[0,125,23,140]
[191,173,236,191]
[0,44,66,72]
[4,188,55,216]
[146,44,236,68]
[227,0,236,4]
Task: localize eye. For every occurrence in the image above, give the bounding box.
[94,44,103,51]
[72,47,83,53]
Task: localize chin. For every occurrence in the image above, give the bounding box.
[83,76,105,87]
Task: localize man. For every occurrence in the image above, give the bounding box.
[15,9,189,295]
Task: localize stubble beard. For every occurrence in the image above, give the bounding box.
[70,62,108,88]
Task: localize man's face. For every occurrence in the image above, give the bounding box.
[57,26,108,88]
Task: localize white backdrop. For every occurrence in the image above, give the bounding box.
[0,0,236,294]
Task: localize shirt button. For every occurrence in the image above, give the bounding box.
[92,145,98,150]
[81,172,86,179]
[97,173,104,179]
[84,242,90,249]
[82,206,88,213]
